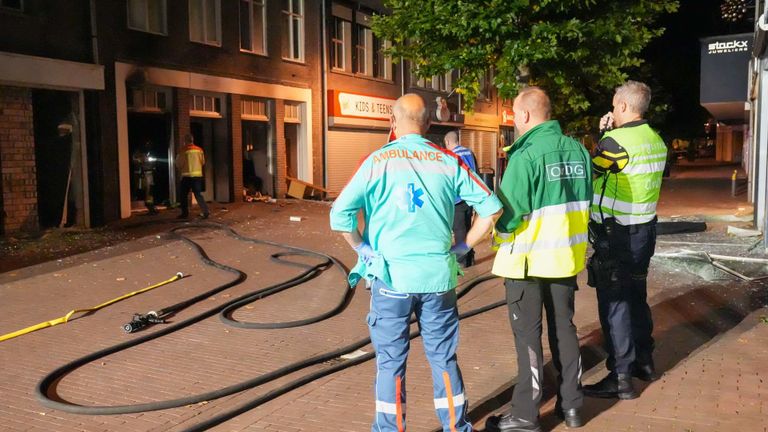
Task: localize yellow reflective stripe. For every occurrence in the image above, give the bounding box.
[601,150,628,158]
[592,156,614,169]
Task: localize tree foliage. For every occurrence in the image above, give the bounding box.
[372,0,679,132]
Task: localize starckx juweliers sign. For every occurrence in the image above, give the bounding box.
[708,39,749,55]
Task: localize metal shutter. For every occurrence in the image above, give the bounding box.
[326,130,389,193]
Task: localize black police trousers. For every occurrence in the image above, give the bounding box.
[592,219,656,374]
[505,277,583,422]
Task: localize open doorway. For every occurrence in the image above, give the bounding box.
[190,118,230,203]
[128,112,171,211]
[32,90,85,228]
[243,121,274,196]
[284,123,299,179]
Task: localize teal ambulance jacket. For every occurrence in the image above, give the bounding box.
[330,134,502,293]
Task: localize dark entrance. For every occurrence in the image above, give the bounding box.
[242,120,274,196]
[32,90,81,228]
[128,112,172,210]
[191,118,230,203]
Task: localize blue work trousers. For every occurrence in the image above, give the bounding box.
[367,279,472,432]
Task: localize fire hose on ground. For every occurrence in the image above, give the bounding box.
[34,222,506,432]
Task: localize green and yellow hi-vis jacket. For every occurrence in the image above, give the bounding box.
[492,120,593,279]
[591,120,666,226]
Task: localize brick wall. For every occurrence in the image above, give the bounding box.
[230,94,243,201]
[173,88,191,154]
[274,100,287,198]
[0,86,38,234]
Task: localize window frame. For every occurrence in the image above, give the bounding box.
[282,0,305,62]
[239,0,267,55]
[354,16,374,76]
[330,16,351,72]
[189,0,222,47]
[373,37,393,81]
[127,0,167,35]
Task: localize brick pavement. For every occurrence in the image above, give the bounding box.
[0,201,766,431]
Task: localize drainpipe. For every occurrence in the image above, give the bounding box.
[321,0,329,188]
[89,0,99,64]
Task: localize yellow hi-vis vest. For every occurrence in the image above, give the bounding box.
[178,145,205,177]
[491,120,593,279]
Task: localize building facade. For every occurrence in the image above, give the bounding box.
[0,1,104,234]
[0,0,510,235]
[95,0,323,220]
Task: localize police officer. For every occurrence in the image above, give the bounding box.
[486,87,592,432]
[583,81,666,400]
[444,130,478,268]
[330,94,502,431]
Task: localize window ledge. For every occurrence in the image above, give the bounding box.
[282,57,306,65]
[240,49,269,58]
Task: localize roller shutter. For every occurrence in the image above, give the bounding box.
[326,130,389,194]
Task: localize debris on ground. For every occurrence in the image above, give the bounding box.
[727,225,762,237]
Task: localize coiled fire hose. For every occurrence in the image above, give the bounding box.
[35,222,504,431]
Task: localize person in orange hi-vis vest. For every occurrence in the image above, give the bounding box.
[175,134,210,219]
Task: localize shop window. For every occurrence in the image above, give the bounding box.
[127,0,167,35]
[128,88,167,112]
[0,0,22,11]
[240,0,266,54]
[242,98,269,121]
[189,0,221,46]
[191,94,222,117]
[282,0,304,62]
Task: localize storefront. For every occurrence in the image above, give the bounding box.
[325,90,394,193]
[461,110,500,188]
[114,62,314,217]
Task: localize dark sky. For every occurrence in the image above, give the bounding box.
[644,0,754,138]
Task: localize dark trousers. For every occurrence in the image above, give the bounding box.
[453,201,474,266]
[179,176,209,216]
[505,277,583,422]
[594,220,656,374]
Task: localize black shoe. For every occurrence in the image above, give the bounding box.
[632,363,659,382]
[583,373,637,400]
[198,212,209,220]
[177,213,189,219]
[556,408,583,428]
[485,413,542,432]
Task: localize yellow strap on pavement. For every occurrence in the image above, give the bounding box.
[0,272,183,343]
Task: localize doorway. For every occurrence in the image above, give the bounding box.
[284,123,299,179]
[191,118,230,203]
[242,121,274,196]
[128,112,172,210]
[32,90,85,228]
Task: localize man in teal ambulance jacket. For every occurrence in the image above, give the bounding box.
[330,93,502,431]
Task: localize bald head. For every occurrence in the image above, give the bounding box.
[512,86,551,136]
[392,93,430,138]
[444,131,459,150]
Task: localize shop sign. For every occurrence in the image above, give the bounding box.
[328,90,395,121]
[501,109,515,126]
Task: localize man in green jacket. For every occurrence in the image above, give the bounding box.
[486,87,592,432]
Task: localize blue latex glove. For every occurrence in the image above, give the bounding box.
[353,242,378,266]
[450,242,471,259]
